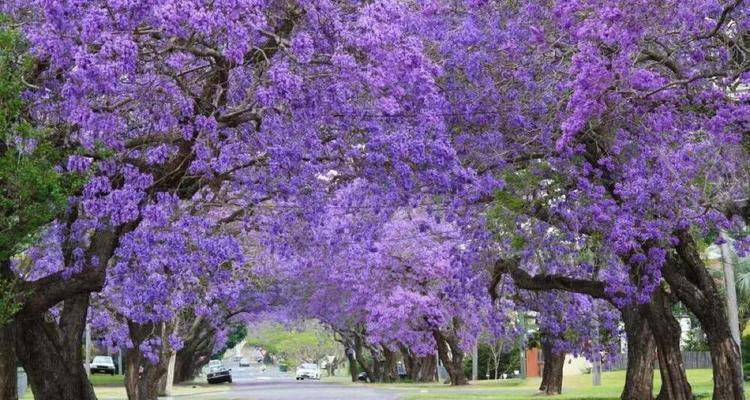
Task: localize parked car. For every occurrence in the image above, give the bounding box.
[295,363,321,380]
[239,358,251,367]
[207,365,232,384]
[233,355,243,362]
[90,356,116,375]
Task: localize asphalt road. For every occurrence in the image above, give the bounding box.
[177,349,411,400]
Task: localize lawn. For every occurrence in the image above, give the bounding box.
[19,374,229,400]
[402,370,750,400]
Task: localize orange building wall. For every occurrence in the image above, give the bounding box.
[526,347,542,377]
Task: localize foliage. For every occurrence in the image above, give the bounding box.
[0,277,23,325]
[245,320,339,367]
[212,322,248,360]
[0,20,78,260]
[463,343,521,381]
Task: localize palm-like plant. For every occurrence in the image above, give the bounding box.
[736,258,750,335]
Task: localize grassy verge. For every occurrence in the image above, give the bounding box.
[402,370,749,400]
[20,374,230,400]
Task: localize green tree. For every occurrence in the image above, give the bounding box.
[246,321,341,368]
[0,20,79,325]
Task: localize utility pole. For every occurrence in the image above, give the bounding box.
[719,231,742,364]
[592,310,601,386]
[519,313,527,380]
[84,323,91,378]
[472,344,478,381]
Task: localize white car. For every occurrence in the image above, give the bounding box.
[90,356,116,375]
[295,363,321,380]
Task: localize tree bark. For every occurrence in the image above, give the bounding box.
[353,334,374,382]
[0,320,17,400]
[124,320,176,400]
[401,346,436,382]
[643,286,692,400]
[158,351,176,396]
[345,347,358,382]
[620,308,656,400]
[433,329,468,386]
[173,318,215,384]
[14,294,97,400]
[664,231,745,400]
[382,347,397,383]
[539,339,564,395]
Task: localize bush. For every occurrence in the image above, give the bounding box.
[463,343,521,380]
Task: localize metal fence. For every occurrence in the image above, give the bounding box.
[604,351,712,371]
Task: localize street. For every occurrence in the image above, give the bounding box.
[176,357,410,400]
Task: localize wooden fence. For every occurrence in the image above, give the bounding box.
[604,351,712,371]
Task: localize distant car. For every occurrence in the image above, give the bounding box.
[90,356,116,375]
[233,355,243,362]
[207,365,232,384]
[295,363,321,380]
[239,358,251,367]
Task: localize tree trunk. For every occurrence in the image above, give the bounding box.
[643,286,692,400]
[345,348,358,382]
[367,346,384,383]
[664,231,745,400]
[416,354,437,382]
[0,321,17,400]
[382,347,397,383]
[124,320,175,400]
[158,351,176,396]
[433,330,468,386]
[401,346,436,383]
[401,345,436,382]
[14,294,97,400]
[354,334,374,382]
[539,340,564,395]
[173,319,215,384]
[620,308,656,400]
[124,356,164,400]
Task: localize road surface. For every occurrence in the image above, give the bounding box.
[173,349,412,400]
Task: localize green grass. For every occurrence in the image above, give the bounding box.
[89,374,125,386]
[19,373,228,399]
[402,370,750,400]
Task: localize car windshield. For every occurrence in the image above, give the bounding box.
[209,366,225,373]
[93,356,112,364]
[300,363,318,370]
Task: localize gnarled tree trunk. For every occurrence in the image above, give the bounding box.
[0,320,17,400]
[353,333,375,382]
[620,308,656,400]
[124,320,177,400]
[14,294,97,400]
[539,339,564,395]
[173,318,216,384]
[382,347,397,383]
[664,230,745,400]
[664,231,745,400]
[433,329,468,386]
[401,345,436,382]
[345,348,358,381]
[642,287,692,400]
